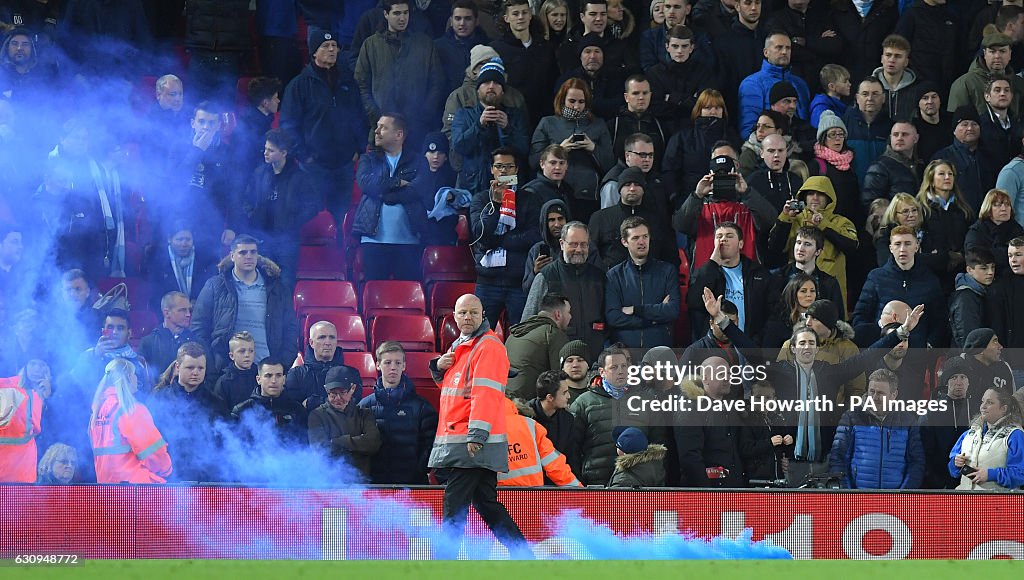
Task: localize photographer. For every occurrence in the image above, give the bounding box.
[671,143,776,270]
[746,134,804,213]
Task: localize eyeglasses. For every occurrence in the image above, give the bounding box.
[492,163,517,171]
[627,150,655,159]
[825,131,845,139]
[754,123,776,131]
[897,208,919,216]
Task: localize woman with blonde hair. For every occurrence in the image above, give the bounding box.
[873,193,946,274]
[538,0,571,43]
[606,0,636,40]
[89,358,172,484]
[37,443,78,484]
[915,159,975,275]
[949,388,1024,491]
[964,188,1024,272]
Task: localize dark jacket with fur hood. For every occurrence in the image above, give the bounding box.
[608,443,667,488]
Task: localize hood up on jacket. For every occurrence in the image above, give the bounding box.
[796,175,838,215]
[538,197,571,249]
[0,28,36,71]
[954,272,986,296]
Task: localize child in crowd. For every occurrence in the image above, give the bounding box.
[608,427,666,488]
[810,64,850,128]
[949,248,996,349]
[213,331,258,410]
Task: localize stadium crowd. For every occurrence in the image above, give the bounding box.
[0,0,1024,491]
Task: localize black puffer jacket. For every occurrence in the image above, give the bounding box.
[569,385,617,485]
[663,117,740,204]
[862,148,922,208]
[358,375,438,484]
[185,0,250,52]
[285,345,347,408]
[241,157,321,240]
[830,0,898,82]
[676,402,748,487]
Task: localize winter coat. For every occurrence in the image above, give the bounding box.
[768,264,847,321]
[810,94,847,130]
[961,354,1016,401]
[777,321,866,403]
[0,378,41,483]
[241,158,320,243]
[452,101,530,195]
[608,444,667,488]
[686,255,775,343]
[853,257,945,347]
[588,198,676,269]
[308,385,381,477]
[505,315,568,399]
[920,196,973,278]
[931,141,993,212]
[150,379,227,482]
[528,397,577,469]
[921,391,973,488]
[556,28,637,78]
[434,27,490,96]
[607,108,669,168]
[358,375,438,484]
[352,147,429,242]
[280,62,365,169]
[498,398,581,487]
[569,384,617,485]
[639,23,715,71]
[830,0,898,82]
[842,107,892,185]
[427,323,510,473]
[948,418,1024,490]
[829,409,924,489]
[285,345,347,408]
[191,256,299,372]
[662,116,741,200]
[354,30,444,127]
[765,4,842,85]
[964,218,1024,274]
[137,327,202,387]
[231,390,308,444]
[555,66,629,121]
[947,57,1024,119]
[675,394,748,487]
[745,168,803,213]
[144,247,216,310]
[737,60,811,137]
[871,66,919,122]
[530,115,615,222]
[185,0,250,52]
[469,186,544,287]
[600,163,674,217]
[862,147,922,208]
[978,109,1023,175]
[645,58,717,127]
[213,364,257,411]
[893,1,957,89]
[604,258,680,349]
[489,30,559,124]
[740,409,789,482]
[523,195,599,292]
[525,257,607,362]
[90,387,172,484]
[714,19,767,115]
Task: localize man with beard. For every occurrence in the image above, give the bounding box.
[558,340,593,404]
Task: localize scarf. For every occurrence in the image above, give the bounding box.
[602,379,627,400]
[104,345,140,361]
[794,365,821,462]
[561,106,588,121]
[168,245,195,297]
[814,142,853,172]
[495,187,517,234]
[851,0,873,17]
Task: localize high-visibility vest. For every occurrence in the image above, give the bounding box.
[90,388,172,484]
[0,377,42,483]
[498,398,581,487]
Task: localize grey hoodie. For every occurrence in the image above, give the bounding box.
[872,65,918,120]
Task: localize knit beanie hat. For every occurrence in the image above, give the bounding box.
[641,345,677,367]
[618,167,646,190]
[963,328,996,356]
[469,44,499,76]
[578,32,605,57]
[421,131,449,155]
[309,30,336,57]
[769,81,798,105]
[953,105,980,126]
[806,299,839,334]
[650,0,664,18]
[941,356,971,385]
[476,58,506,88]
[616,427,648,454]
[816,110,847,141]
[559,340,588,366]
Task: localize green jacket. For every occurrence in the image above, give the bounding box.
[570,386,617,485]
[608,444,668,488]
[947,57,1024,117]
[504,315,568,400]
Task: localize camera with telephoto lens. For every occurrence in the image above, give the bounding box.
[709,155,737,199]
[786,198,806,213]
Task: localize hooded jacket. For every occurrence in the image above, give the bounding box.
[279,60,365,169]
[829,407,925,489]
[872,66,918,121]
[862,146,922,208]
[737,60,811,137]
[285,345,347,408]
[505,314,569,400]
[354,29,444,126]
[604,257,680,349]
[524,196,571,292]
[498,398,581,487]
[608,444,667,488]
[922,389,973,488]
[452,100,530,195]
[308,382,381,477]
[769,176,859,307]
[358,375,438,484]
[569,384,617,485]
[191,256,299,372]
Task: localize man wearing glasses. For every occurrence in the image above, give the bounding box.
[599,132,674,217]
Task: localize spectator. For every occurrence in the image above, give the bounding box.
[680,289,758,384]
[606,0,635,40]
[830,0,898,83]
[0,371,42,482]
[138,291,199,386]
[590,167,676,269]
[357,341,438,485]
[555,34,628,120]
[451,58,530,195]
[768,81,816,166]
[921,356,973,489]
[470,147,544,328]
[737,109,787,175]
[949,387,1024,491]
[810,65,851,129]
[862,121,922,211]
[353,113,429,281]
[761,272,817,349]
[0,28,59,105]
[599,132,673,215]
[853,226,944,348]
[978,76,1022,174]
[212,331,258,411]
[152,74,185,124]
[642,0,715,70]
[996,135,1024,224]
[419,131,460,245]
[307,365,381,478]
[932,106,993,212]
[530,78,616,223]
[828,368,925,489]
[675,356,748,487]
[60,269,102,347]
[779,298,865,403]
[766,0,842,89]
[539,0,573,44]
[607,75,669,166]
[962,328,1016,398]
[489,0,558,126]
[280,30,365,221]
[645,25,717,126]
[231,357,308,443]
[949,249,996,349]
[608,427,666,487]
[737,32,810,137]
[557,1,636,76]
[36,443,78,485]
[241,128,320,290]
[434,0,490,97]
[522,222,607,362]
[964,188,1024,273]
[570,346,628,485]
[661,89,741,204]
[144,220,216,309]
[872,34,919,121]
[527,369,577,467]
[911,81,952,164]
[497,397,582,487]
[522,185,578,293]
[254,0,301,86]
[354,0,444,144]
[686,222,775,343]
[948,30,1024,117]
[183,0,249,101]
[89,358,172,484]
[872,194,946,274]
[712,0,768,117]
[235,77,282,172]
[285,321,347,409]
[843,76,892,185]
[68,308,150,394]
[812,111,861,223]
[192,235,299,371]
[604,216,680,348]
[505,293,571,399]
[746,133,803,212]
[916,159,976,281]
[741,381,792,484]
[0,223,23,296]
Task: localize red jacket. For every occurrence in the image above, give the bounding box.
[0,377,42,483]
[90,387,172,483]
[498,398,581,487]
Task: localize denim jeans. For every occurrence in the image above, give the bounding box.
[474,283,527,330]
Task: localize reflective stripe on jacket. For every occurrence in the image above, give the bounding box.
[498,398,581,487]
[0,377,42,483]
[90,387,172,484]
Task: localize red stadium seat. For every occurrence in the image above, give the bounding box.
[403,351,440,389]
[128,310,158,348]
[235,76,253,110]
[438,314,459,353]
[415,385,441,410]
[96,277,151,313]
[296,245,347,281]
[293,280,358,317]
[678,248,690,287]
[361,280,426,319]
[299,211,338,246]
[345,351,378,389]
[303,310,366,351]
[428,281,477,324]
[455,214,470,245]
[421,245,476,286]
[370,315,435,352]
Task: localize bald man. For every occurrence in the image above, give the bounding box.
[428,294,532,559]
[285,320,347,408]
[854,299,910,347]
[746,132,803,211]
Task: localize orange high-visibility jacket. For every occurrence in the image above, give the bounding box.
[498,398,582,487]
[428,327,510,473]
[90,387,172,484]
[0,377,42,483]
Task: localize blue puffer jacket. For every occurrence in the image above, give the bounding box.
[357,375,439,485]
[604,257,681,349]
[737,60,811,136]
[829,409,924,489]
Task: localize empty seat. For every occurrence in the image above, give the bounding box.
[370,315,435,352]
[345,351,378,389]
[361,280,426,319]
[403,351,440,389]
[293,280,358,318]
[429,281,477,324]
[303,310,366,351]
[438,314,459,353]
[296,245,347,281]
[421,245,476,286]
[299,211,338,246]
[415,386,441,410]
